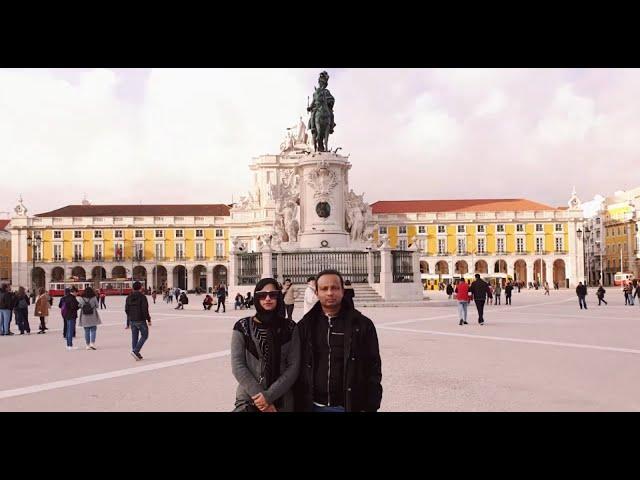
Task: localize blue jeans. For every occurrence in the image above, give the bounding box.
[578,296,587,309]
[131,321,149,354]
[65,319,76,346]
[84,326,97,344]
[0,309,11,334]
[312,405,346,413]
[457,301,468,322]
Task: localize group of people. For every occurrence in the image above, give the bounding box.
[453,274,504,325]
[582,281,640,308]
[230,269,381,412]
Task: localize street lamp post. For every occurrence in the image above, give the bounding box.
[26,231,42,300]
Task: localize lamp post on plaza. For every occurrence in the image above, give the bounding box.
[26,231,42,300]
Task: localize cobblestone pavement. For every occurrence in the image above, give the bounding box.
[1,288,638,411]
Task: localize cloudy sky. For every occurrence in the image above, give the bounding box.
[0,68,637,217]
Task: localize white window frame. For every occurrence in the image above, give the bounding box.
[195,242,205,259]
[457,225,466,234]
[114,230,123,239]
[457,238,466,254]
[175,243,185,259]
[398,226,407,235]
[555,223,563,232]
[215,241,225,258]
[94,244,103,259]
[135,230,144,239]
[398,239,408,250]
[94,230,103,239]
[195,229,204,238]
[536,223,544,232]
[155,243,164,259]
[555,237,564,252]
[477,238,485,253]
[73,243,83,260]
[114,243,124,260]
[175,229,184,238]
[379,226,388,235]
[516,224,525,233]
[477,225,485,233]
[496,237,505,254]
[437,238,446,255]
[418,225,426,234]
[496,224,505,233]
[215,229,224,238]
[155,230,164,239]
[516,237,524,253]
[53,230,62,239]
[74,230,82,239]
[536,237,544,253]
[437,225,446,234]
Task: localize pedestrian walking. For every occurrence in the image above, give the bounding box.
[494,282,502,305]
[469,274,489,325]
[504,282,513,305]
[99,289,107,309]
[35,288,50,334]
[302,277,318,316]
[60,286,80,349]
[215,283,227,313]
[576,282,588,310]
[78,286,102,350]
[14,286,31,334]
[455,279,471,325]
[0,284,15,335]
[596,285,608,305]
[544,281,550,295]
[446,283,454,300]
[151,290,157,304]
[125,281,151,360]
[282,278,296,320]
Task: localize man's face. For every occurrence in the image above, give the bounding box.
[316,274,343,310]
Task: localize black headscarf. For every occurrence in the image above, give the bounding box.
[252,278,285,392]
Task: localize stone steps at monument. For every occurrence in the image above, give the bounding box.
[292,283,384,304]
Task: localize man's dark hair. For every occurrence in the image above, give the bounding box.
[84,286,96,298]
[315,269,344,291]
[285,278,291,283]
[475,274,480,279]
[133,281,142,291]
[70,286,78,293]
[307,276,315,283]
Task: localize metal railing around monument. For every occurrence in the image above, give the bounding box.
[392,250,414,283]
[236,253,262,285]
[278,251,369,284]
[373,251,381,283]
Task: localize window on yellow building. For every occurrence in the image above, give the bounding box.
[398,239,407,250]
[53,230,62,239]
[418,226,425,234]
[195,229,204,238]
[437,225,445,233]
[555,237,563,252]
[155,230,164,238]
[516,224,524,232]
[379,226,387,235]
[175,229,183,238]
[555,223,563,232]
[398,226,407,235]
[457,225,465,233]
[477,225,485,233]
[477,238,485,253]
[496,224,505,232]
[74,230,82,239]
[536,224,544,232]
[135,230,144,238]
[114,230,123,238]
[215,229,224,237]
[496,238,505,253]
[516,238,524,253]
[437,238,446,254]
[94,230,103,239]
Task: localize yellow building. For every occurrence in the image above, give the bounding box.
[0,220,11,283]
[603,201,638,281]
[10,204,230,292]
[371,198,584,288]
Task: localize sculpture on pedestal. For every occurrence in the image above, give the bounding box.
[345,189,371,242]
[307,71,336,152]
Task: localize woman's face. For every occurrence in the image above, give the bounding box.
[256,283,278,311]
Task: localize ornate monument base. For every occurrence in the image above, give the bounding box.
[298,153,350,249]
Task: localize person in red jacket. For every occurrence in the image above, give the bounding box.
[455,279,472,325]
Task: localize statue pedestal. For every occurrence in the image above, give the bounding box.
[298,153,350,249]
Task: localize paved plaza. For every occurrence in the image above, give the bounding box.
[1,289,639,412]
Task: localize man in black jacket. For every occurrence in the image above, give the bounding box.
[294,269,382,412]
[60,286,80,349]
[576,282,588,310]
[125,281,152,360]
[469,274,489,325]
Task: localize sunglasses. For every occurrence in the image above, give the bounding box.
[255,291,279,300]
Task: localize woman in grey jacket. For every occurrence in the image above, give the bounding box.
[231,278,300,412]
[78,287,102,350]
